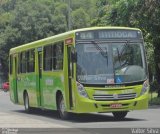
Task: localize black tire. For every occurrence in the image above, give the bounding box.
[3,89,8,92]
[57,95,70,120]
[24,93,32,113]
[112,111,128,120]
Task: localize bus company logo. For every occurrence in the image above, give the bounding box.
[113,93,118,99]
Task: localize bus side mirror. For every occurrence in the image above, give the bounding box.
[71,51,77,63]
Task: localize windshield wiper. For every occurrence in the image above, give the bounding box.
[120,41,130,57]
[91,41,108,65]
[116,47,121,66]
[116,41,130,68]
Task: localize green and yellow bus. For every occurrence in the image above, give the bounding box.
[9,27,149,120]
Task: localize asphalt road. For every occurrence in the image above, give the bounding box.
[0,89,160,134]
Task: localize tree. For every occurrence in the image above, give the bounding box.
[0,0,66,79]
[53,2,68,31]
[134,0,160,97]
[71,8,90,29]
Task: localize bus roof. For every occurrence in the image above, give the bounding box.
[10,26,141,54]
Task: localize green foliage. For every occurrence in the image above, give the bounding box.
[53,2,68,31]
[149,97,160,105]
[150,80,160,93]
[71,8,90,29]
[149,92,160,105]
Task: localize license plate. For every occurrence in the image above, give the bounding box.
[110,103,122,108]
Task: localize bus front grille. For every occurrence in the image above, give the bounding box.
[93,93,137,101]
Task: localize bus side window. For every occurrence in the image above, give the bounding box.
[21,52,27,73]
[27,49,35,73]
[44,45,52,71]
[19,53,22,73]
[18,53,22,74]
[43,42,64,71]
[52,42,64,70]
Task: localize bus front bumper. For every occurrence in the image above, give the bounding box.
[70,93,148,113]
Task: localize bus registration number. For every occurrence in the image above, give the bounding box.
[110,103,122,108]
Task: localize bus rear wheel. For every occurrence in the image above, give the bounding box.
[57,95,70,120]
[24,93,32,113]
[112,111,128,120]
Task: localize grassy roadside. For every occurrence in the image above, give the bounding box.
[149,92,160,105]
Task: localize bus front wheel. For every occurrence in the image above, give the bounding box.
[57,95,70,120]
[112,111,128,120]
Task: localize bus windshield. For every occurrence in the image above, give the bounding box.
[76,42,147,85]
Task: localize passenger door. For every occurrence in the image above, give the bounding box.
[13,55,18,103]
[37,47,43,107]
[67,46,74,109]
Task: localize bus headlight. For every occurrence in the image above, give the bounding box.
[140,80,149,96]
[76,82,88,98]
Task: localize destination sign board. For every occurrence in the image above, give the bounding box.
[76,29,142,40]
[78,32,94,40]
[98,31,138,39]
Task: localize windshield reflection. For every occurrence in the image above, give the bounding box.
[76,42,147,84]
